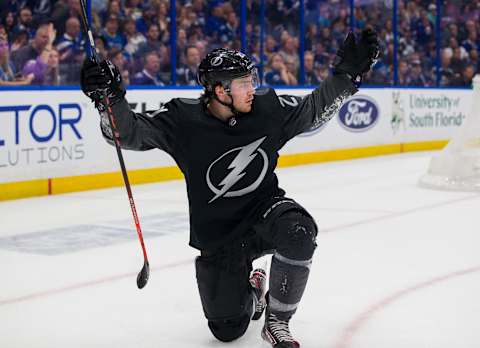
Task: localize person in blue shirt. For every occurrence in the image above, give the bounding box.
[131,51,165,86]
[100,14,126,51]
[56,17,84,62]
[264,53,296,85]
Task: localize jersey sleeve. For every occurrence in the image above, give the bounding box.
[278,74,358,142]
[99,98,179,155]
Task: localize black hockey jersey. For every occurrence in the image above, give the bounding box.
[103,75,357,250]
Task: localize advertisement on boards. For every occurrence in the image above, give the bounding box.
[0,87,473,184]
[389,89,471,141]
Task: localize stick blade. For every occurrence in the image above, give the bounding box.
[137,261,150,289]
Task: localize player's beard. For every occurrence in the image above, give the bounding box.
[235,98,253,113]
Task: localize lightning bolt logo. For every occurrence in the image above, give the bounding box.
[206,136,268,203]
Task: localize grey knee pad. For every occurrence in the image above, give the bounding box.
[268,211,318,319]
[272,210,318,261]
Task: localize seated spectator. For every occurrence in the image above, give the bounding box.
[407,60,429,86]
[218,11,238,44]
[56,17,84,60]
[178,4,199,32]
[194,40,207,62]
[92,0,108,13]
[450,64,476,86]
[461,30,478,53]
[176,28,188,61]
[10,29,29,52]
[12,7,35,38]
[312,41,330,66]
[176,45,200,86]
[264,53,296,86]
[187,24,206,48]
[101,0,125,23]
[108,47,129,82]
[134,4,157,35]
[461,64,477,86]
[56,16,85,84]
[397,60,409,85]
[158,43,171,84]
[22,47,60,85]
[11,22,52,72]
[302,51,320,85]
[442,23,459,47]
[131,51,165,86]
[414,13,434,46]
[284,57,298,85]
[101,15,125,51]
[51,0,82,38]
[304,24,318,51]
[125,0,144,21]
[205,4,226,40]
[264,35,278,61]
[318,27,334,54]
[398,31,415,58]
[469,49,479,71]
[135,23,162,59]
[154,0,170,34]
[450,46,467,73]
[438,49,459,86]
[0,39,34,86]
[278,34,299,74]
[191,0,206,28]
[2,12,17,39]
[444,38,468,61]
[124,17,146,56]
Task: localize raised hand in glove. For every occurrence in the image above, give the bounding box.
[333,28,380,86]
[80,58,125,108]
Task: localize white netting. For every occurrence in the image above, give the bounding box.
[419,75,480,191]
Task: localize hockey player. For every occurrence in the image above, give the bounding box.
[81,28,379,348]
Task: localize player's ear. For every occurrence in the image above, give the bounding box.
[214,84,226,98]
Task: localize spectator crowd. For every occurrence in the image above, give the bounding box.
[0,0,478,87]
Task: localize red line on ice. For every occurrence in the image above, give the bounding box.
[334,266,480,348]
[0,259,193,307]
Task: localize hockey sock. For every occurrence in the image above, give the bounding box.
[268,252,312,320]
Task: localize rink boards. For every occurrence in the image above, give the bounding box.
[0,86,472,200]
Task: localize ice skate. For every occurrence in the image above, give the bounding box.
[261,309,300,348]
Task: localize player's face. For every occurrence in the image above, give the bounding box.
[230,73,258,113]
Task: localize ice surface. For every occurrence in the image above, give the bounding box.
[1,152,479,348]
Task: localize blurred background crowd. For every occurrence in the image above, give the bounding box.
[0,0,478,87]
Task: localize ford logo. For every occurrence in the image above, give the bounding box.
[338,95,379,132]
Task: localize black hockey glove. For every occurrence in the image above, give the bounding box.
[80,58,125,109]
[333,28,380,86]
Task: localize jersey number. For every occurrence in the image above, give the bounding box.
[278,96,299,108]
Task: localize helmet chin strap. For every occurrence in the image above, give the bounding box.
[213,90,240,116]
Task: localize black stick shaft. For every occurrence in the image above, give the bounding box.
[79,0,150,287]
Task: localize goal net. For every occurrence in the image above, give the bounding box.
[419,75,480,191]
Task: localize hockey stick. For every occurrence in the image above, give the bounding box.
[79,0,150,289]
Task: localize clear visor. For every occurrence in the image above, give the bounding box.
[228,69,260,92]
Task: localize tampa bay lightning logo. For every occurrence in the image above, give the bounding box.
[206,137,269,203]
[210,56,223,66]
